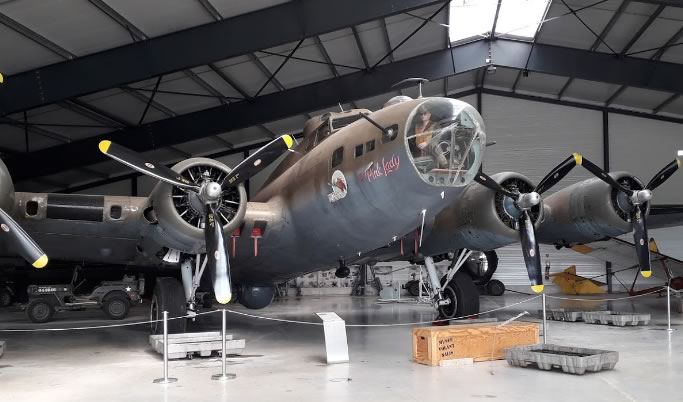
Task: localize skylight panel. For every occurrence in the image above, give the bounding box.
[449,0,497,43]
[495,0,551,39]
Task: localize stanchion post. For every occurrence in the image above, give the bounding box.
[212,309,236,381]
[542,293,547,344]
[154,311,178,384]
[667,284,673,332]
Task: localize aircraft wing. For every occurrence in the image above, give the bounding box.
[647,204,683,230]
[571,237,683,282]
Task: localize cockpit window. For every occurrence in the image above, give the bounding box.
[330,114,363,131]
[405,98,486,187]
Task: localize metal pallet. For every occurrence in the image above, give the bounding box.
[506,344,618,375]
[149,331,245,360]
[581,311,651,326]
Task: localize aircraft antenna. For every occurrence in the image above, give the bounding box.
[338,103,345,112]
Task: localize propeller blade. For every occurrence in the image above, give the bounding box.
[645,159,680,191]
[204,204,232,304]
[223,135,294,187]
[631,206,652,278]
[576,155,633,195]
[473,171,517,198]
[99,140,200,192]
[534,155,579,195]
[0,208,48,268]
[518,210,543,293]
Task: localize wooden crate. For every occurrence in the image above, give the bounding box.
[412,322,540,366]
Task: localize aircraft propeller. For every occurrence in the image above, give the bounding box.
[474,151,682,292]
[473,172,544,293]
[99,136,294,304]
[0,207,48,268]
[533,152,682,278]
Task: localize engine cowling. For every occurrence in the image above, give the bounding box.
[537,172,649,246]
[143,157,248,256]
[0,159,15,213]
[424,172,543,253]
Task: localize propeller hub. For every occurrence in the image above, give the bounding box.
[202,181,223,203]
[516,192,541,210]
[631,189,652,205]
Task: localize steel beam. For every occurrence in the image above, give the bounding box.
[653,93,680,114]
[620,5,664,56]
[0,0,444,115]
[351,26,370,69]
[314,36,340,77]
[0,12,75,60]
[9,38,683,180]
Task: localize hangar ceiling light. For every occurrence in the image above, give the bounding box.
[449,0,551,43]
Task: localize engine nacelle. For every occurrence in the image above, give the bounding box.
[144,157,247,255]
[0,159,15,213]
[424,172,542,253]
[537,172,648,246]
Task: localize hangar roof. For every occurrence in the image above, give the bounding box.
[0,0,681,192]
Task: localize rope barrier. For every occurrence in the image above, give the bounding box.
[545,286,667,302]
[224,295,542,327]
[0,286,671,332]
[0,307,219,332]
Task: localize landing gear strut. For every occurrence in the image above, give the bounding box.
[423,249,480,319]
[180,254,211,313]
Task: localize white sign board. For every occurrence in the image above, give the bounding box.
[316,312,349,364]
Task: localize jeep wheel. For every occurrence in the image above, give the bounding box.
[103,293,130,320]
[27,299,54,323]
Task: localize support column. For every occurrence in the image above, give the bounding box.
[606,261,613,294]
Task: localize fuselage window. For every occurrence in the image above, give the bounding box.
[331,147,344,167]
[381,124,399,143]
[354,144,364,158]
[366,139,376,152]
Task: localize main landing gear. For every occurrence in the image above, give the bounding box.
[150,254,276,334]
[151,254,213,335]
[422,249,480,319]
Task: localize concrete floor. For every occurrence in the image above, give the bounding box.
[0,292,681,402]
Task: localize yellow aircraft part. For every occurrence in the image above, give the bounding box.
[551,265,605,295]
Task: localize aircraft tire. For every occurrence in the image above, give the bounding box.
[486,279,505,296]
[0,288,12,307]
[438,271,479,319]
[150,278,187,335]
[406,280,420,297]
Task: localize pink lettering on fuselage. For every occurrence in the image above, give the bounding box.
[359,154,400,182]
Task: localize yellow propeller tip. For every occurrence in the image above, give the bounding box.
[32,255,48,269]
[282,135,294,149]
[641,270,652,278]
[98,140,112,154]
[572,153,583,165]
[531,284,544,293]
[216,294,232,304]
